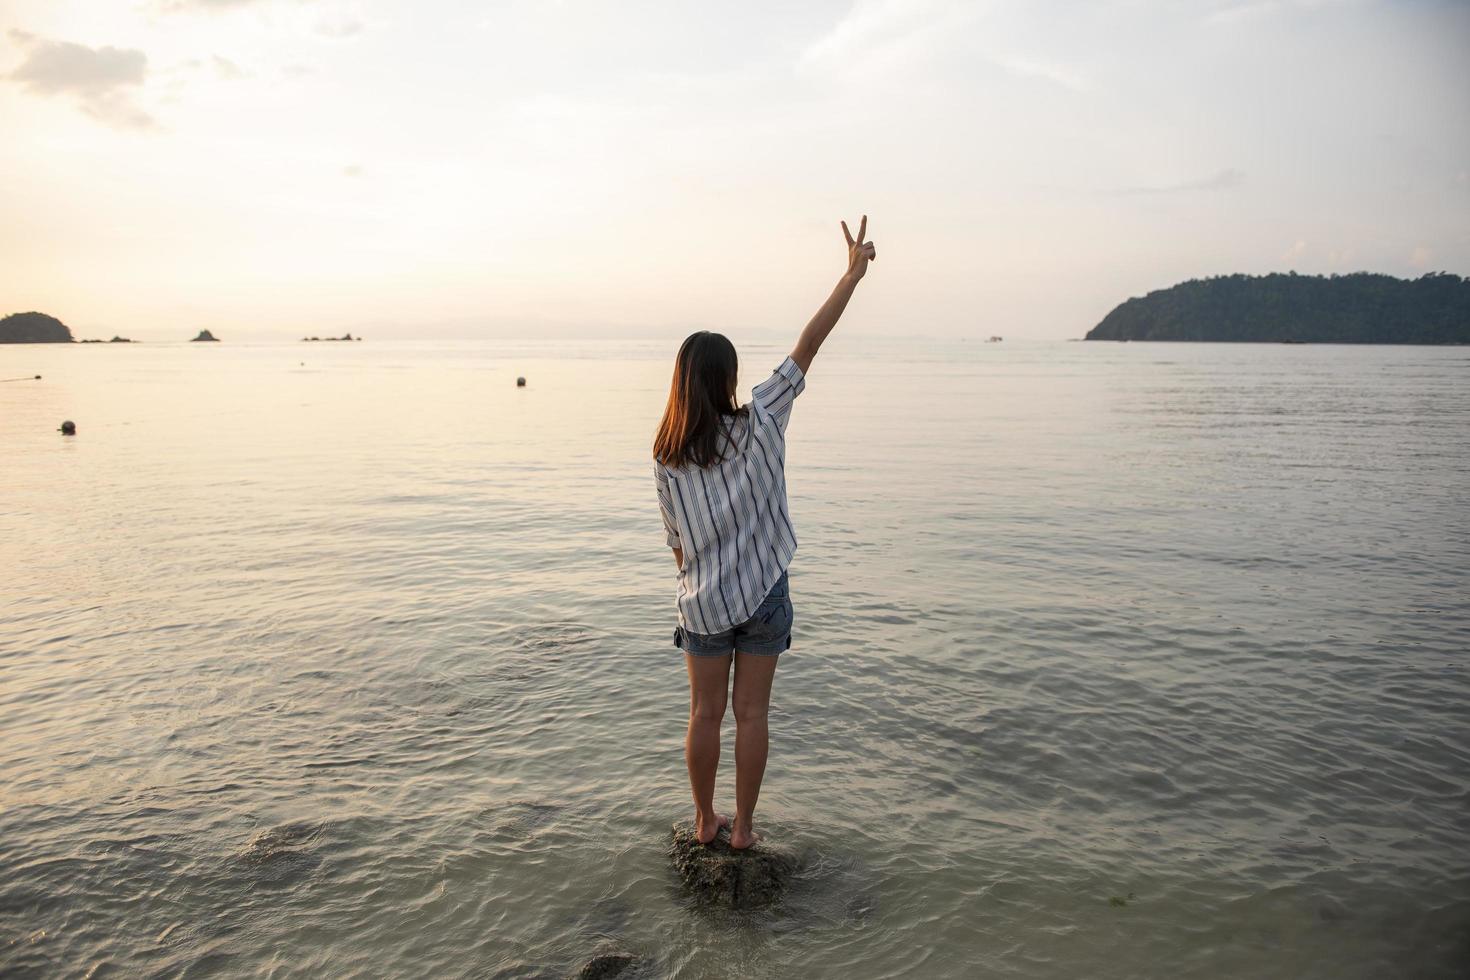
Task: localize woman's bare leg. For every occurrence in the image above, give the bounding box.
[730,652,779,849]
[685,653,732,844]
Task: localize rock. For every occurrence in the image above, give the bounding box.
[572,951,638,979]
[1,312,73,343]
[59,420,76,435]
[516,376,527,387]
[235,821,323,887]
[668,821,798,909]
[191,329,219,342]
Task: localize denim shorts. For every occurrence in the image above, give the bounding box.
[674,571,793,657]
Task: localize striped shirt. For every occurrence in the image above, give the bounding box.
[655,356,806,635]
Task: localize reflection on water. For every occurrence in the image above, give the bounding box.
[2,338,1468,978]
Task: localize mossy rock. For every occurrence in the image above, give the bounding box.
[668,821,798,909]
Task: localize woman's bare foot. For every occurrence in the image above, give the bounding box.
[695,811,730,845]
[729,820,760,850]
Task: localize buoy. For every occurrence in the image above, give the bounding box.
[59,420,76,435]
[516,376,526,387]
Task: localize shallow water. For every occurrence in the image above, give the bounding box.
[2,337,1468,978]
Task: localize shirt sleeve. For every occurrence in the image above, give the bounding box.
[751,356,806,433]
[655,464,682,549]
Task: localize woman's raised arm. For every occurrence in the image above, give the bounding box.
[790,215,876,376]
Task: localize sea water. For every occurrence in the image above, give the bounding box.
[2,338,1467,978]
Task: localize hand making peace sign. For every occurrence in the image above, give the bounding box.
[842,215,877,282]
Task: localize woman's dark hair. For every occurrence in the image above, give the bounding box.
[653,331,747,469]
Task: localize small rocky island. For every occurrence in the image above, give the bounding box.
[0,311,73,343]
[191,329,220,342]
[302,333,360,342]
[1086,272,1470,344]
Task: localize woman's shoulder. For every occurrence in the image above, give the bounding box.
[716,411,753,459]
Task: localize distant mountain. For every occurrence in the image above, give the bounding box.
[0,311,73,343]
[1085,272,1470,344]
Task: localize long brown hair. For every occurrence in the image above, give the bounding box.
[653,331,747,469]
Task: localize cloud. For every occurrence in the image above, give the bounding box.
[1409,244,1434,269]
[171,54,247,83]
[1204,0,1360,26]
[6,30,156,129]
[802,0,922,64]
[159,0,272,10]
[800,0,970,73]
[1113,168,1246,195]
[1205,1,1283,25]
[315,17,363,39]
[990,55,1089,93]
[212,55,247,79]
[1281,239,1307,262]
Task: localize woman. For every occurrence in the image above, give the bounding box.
[653,216,876,849]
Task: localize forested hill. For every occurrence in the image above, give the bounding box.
[1085,272,1470,344]
[0,311,73,343]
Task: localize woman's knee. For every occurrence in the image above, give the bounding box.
[732,698,768,725]
[690,697,727,724]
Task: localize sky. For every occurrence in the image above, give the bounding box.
[1,0,1467,341]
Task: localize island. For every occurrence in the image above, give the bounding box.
[301,333,360,342]
[0,311,73,343]
[191,330,220,342]
[1085,272,1470,344]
